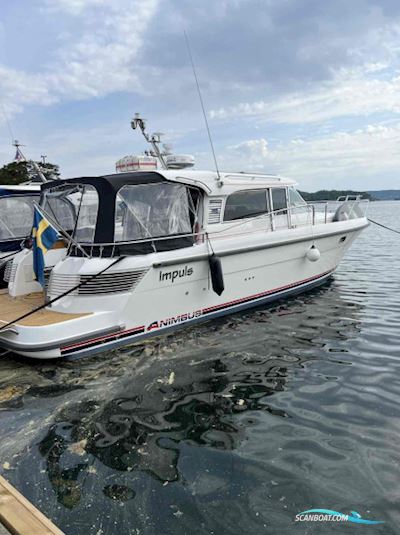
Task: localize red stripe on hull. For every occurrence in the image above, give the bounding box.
[62,325,145,352]
[61,269,333,354]
[202,269,333,313]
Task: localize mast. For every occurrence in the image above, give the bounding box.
[12,140,48,183]
[13,140,26,162]
[131,113,168,170]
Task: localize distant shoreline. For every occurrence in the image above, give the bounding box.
[300,189,400,202]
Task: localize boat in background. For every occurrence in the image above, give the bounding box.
[0,142,51,285]
[0,184,42,285]
[0,115,369,359]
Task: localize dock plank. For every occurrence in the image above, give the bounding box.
[0,475,64,535]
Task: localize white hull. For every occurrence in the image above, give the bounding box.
[0,218,367,359]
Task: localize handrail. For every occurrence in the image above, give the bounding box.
[69,204,310,249]
[63,198,368,258]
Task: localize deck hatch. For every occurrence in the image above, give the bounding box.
[48,269,149,296]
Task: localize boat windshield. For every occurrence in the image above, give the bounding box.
[0,195,38,242]
[115,183,195,242]
[288,187,307,207]
[42,185,99,243]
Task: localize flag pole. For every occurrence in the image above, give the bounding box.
[33,203,90,259]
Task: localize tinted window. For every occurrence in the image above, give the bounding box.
[271,188,287,212]
[224,190,267,221]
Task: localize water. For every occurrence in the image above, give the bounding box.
[1,202,400,534]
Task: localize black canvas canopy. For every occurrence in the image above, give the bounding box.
[41,172,200,256]
[41,172,167,244]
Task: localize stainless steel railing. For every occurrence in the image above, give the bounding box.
[64,199,369,259]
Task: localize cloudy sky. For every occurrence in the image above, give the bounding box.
[1,0,400,191]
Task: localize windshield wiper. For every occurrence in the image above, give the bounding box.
[228,210,268,221]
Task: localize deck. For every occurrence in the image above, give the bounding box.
[0,291,90,327]
[0,475,64,535]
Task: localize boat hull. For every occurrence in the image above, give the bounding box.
[61,268,334,359]
[0,219,367,359]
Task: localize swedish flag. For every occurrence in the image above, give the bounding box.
[32,206,58,286]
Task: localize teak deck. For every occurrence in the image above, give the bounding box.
[0,475,64,535]
[0,292,90,327]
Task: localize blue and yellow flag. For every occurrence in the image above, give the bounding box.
[32,206,58,286]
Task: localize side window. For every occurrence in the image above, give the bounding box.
[271,188,287,213]
[115,183,192,241]
[288,187,306,207]
[0,196,37,240]
[224,190,267,221]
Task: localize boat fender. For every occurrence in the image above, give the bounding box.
[306,245,321,262]
[209,254,224,295]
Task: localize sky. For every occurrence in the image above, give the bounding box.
[1,0,400,191]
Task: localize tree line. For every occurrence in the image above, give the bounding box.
[0,161,60,185]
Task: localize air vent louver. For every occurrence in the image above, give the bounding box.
[208,198,223,224]
[48,269,148,296]
[3,260,16,283]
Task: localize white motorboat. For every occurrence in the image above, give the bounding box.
[0,116,369,359]
[0,184,42,283]
[0,170,368,359]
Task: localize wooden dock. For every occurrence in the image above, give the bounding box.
[0,475,64,535]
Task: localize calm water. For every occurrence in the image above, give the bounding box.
[1,202,400,535]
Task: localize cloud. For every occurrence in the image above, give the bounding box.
[228,138,269,168]
[210,67,400,125]
[0,0,159,117]
[2,0,400,191]
[140,0,400,99]
[221,123,400,189]
[43,0,109,15]
[0,66,54,108]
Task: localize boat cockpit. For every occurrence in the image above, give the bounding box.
[40,172,203,258]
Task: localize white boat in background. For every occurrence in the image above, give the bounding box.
[0,142,54,282]
[0,185,42,284]
[0,116,369,359]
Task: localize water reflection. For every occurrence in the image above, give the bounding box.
[37,352,295,506]
[0,276,376,534]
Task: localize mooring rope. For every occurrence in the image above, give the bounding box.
[368,218,400,235]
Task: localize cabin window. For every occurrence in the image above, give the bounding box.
[288,187,306,207]
[115,183,193,242]
[271,188,287,213]
[43,198,76,232]
[0,196,37,241]
[224,190,268,221]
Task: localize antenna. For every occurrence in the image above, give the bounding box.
[184,30,222,185]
